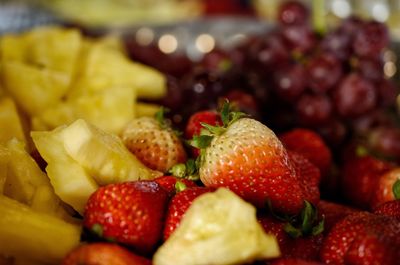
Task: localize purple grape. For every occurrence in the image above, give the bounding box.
[306,53,343,93]
[368,126,400,159]
[273,63,306,102]
[356,57,383,83]
[321,29,352,61]
[281,24,317,54]
[278,0,309,26]
[353,21,389,59]
[295,93,332,125]
[377,79,399,107]
[333,73,377,117]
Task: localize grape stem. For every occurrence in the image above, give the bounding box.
[312,0,327,35]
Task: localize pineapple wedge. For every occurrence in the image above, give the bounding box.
[1,61,70,116]
[0,34,29,62]
[69,41,166,100]
[32,119,160,213]
[153,188,280,265]
[136,102,162,117]
[0,145,9,194]
[59,119,161,185]
[0,195,81,264]
[31,127,98,214]
[0,97,26,145]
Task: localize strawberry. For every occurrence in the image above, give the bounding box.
[373,200,400,219]
[373,179,400,219]
[279,128,332,176]
[185,110,222,157]
[288,151,320,206]
[193,101,307,214]
[154,175,197,196]
[370,167,400,208]
[320,212,400,265]
[61,243,151,265]
[163,186,212,240]
[83,181,169,254]
[269,258,326,265]
[258,213,324,261]
[121,108,187,172]
[317,200,359,233]
[341,155,393,209]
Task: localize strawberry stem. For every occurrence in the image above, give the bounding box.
[393,179,400,200]
[175,181,187,192]
[155,107,171,130]
[91,223,103,237]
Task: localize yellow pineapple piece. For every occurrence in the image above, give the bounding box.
[0,195,81,264]
[0,34,29,62]
[0,97,26,145]
[31,102,76,131]
[31,127,98,214]
[136,102,162,117]
[0,145,10,194]
[69,41,166,99]
[1,61,70,116]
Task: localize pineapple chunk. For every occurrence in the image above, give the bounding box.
[0,97,26,145]
[0,145,10,194]
[0,195,81,264]
[153,188,280,265]
[69,42,166,99]
[25,26,82,80]
[31,102,76,131]
[136,102,162,117]
[1,61,70,116]
[59,119,161,185]
[2,139,71,219]
[31,127,98,214]
[0,34,29,62]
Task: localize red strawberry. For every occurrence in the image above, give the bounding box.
[269,258,325,265]
[196,113,306,214]
[185,110,222,157]
[370,167,400,208]
[121,110,186,172]
[373,200,400,219]
[317,200,359,233]
[61,243,151,265]
[320,212,400,265]
[280,128,332,176]
[288,151,321,206]
[341,155,393,209]
[83,181,169,254]
[258,215,323,261]
[163,186,212,240]
[154,175,197,196]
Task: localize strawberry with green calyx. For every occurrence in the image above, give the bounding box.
[373,179,400,219]
[370,167,400,209]
[121,107,187,173]
[191,100,307,215]
[154,175,197,196]
[168,158,200,181]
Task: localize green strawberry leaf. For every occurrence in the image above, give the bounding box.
[284,223,302,238]
[312,218,325,236]
[168,163,186,178]
[300,201,315,235]
[155,107,171,129]
[393,179,400,200]
[220,99,231,126]
[186,159,197,176]
[190,135,213,149]
[175,181,187,192]
[201,123,226,135]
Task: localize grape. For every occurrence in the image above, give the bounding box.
[377,79,398,108]
[316,118,348,147]
[356,57,383,83]
[338,16,364,37]
[273,63,306,102]
[333,73,377,117]
[281,24,317,54]
[200,49,232,73]
[353,21,389,59]
[321,29,352,61]
[352,110,394,135]
[295,94,332,125]
[159,76,184,111]
[368,126,400,159]
[223,89,260,119]
[278,0,309,26]
[306,53,343,93]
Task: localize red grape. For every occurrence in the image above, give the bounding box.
[333,73,377,117]
[353,21,389,59]
[273,63,306,102]
[377,79,398,107]
[356,57,383,83]
[321,29,352,61]
[278,0,310,26]
[368,126,400,159]
[295,93,332,125]
[281,24,317,54]
[306,53,343,93]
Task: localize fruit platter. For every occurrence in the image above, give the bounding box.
[0,1,400,265]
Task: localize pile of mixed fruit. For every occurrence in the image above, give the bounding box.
[0,1,400,265]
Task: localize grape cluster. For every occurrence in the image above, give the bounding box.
[125,1,400,161]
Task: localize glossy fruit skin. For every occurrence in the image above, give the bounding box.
[373,200,400,219]
[61,243,151,265]
[370,167,400,209]
[185,110,222,140]
[306,53,342,93]
[121,117,187,173]
[317,200,359,233]
[83,181,169,254]
[341,156,393,209]
[258,216,323,261]
[154,175,197,196]
[277,0,309,26]
[163,187,212,240]
[295,94,333,126]
[320,212,400,265]
[200,118,305,215]
[353,21,389,58]
[280,128,332,176]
